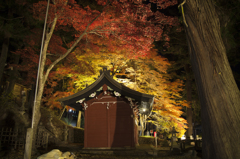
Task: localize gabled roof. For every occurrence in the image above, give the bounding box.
[58,70,154,112]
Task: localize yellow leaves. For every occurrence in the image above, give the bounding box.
[74,74,98,91]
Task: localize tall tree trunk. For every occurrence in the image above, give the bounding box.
[184,0,240,158]
[31,15,58,153]
[0,31,10,89]
[31,64,46,152]
[184,64,193,138]
[31,100,41,153]
[31,39,48,153]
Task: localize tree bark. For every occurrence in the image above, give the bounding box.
[31,100,41,153]
[184,0,240,158]
[185,64,193,138]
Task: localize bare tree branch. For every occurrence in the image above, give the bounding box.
[43,10,104,84]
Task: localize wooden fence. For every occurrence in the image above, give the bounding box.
[0,127,26,150]
[0,127,52,150]
[35,127,51,149]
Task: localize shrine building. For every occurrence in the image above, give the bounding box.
[58,68,154,148]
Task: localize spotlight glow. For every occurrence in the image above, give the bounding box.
[181,134,186,140]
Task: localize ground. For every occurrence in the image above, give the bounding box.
[75,154,200,159]
[0,150,201,159]
[0,143,202,159]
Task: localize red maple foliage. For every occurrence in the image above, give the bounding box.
[15,0,180,87]
[32,0,178,57]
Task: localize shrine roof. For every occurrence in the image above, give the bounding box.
[58,70,154,112]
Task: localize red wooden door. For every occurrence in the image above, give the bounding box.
[84,97,134,148]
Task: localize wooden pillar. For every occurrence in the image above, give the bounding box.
[77,111,82,128]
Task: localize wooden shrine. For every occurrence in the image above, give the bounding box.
[58,68,154,148]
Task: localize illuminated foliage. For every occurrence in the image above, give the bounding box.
[109,49,188,137]
[43,45,187,136]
